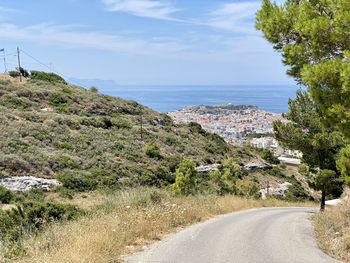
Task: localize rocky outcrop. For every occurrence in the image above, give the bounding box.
[0,176,60,192]
[243,162,272,171]
[195,164,220,173]
[259,182,292,199]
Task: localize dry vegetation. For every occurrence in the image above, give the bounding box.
[313,188,350,263]
[8,188,314,263]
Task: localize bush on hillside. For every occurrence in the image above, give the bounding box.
[90,86,98,93]
[0,201,82,245]
[8,71,20,78]
[0,187,14,204]
[30,71,66,84]
[57,171,97,192]
[188,122,206,135]
[260,148,279,164]
[172,159,197,196]
[236,179,259,198]
[145,143,162,159]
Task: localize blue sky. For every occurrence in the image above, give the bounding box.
[0,0,292,85]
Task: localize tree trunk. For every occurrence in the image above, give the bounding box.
[320,190,326,211]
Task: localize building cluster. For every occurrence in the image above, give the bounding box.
[249,137,302,158]
[168,104,302,158]
[169,105,283,144]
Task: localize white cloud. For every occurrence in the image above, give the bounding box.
[207,2,261,34]
[102,0,179,21]
[0,23,190,56]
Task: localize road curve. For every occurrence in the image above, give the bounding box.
[126,207,340,263]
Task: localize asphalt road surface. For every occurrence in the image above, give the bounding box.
[127,207,341,263]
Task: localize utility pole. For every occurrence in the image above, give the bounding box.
[17,47,22,82]
[266,181,270,197]
[2,49,7,73]
[140,112,143,140]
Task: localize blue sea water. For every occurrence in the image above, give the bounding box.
[100,85,298,113]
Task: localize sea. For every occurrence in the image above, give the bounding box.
[98,85,298,114]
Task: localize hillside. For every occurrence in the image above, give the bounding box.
[0,74,316,261]
[0,76,252,189]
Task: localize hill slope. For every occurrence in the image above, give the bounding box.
[0,78,250,188]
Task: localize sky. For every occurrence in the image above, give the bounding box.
[0,0,292,86]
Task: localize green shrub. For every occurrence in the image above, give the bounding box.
[59,188,75,199]
[89,168,119,188]
[172,159,197,196]
[139,166,174,187]
[0,201,82,245]
[145,143,162,159]
[0,187,14,204]
[165,134,176,145]
[260,148,279,164]
[236,179,259,198]
[112,116,132,129]
[205,134,228,155]
[89,86,98,93]
[81,117,113,129]
[8,71,20,78]
[1,96,30,109]
[62,87,73,94]
[57,171,97,192]
[188,122,206,135]
[50,93,67,106]
[30,71,66,84]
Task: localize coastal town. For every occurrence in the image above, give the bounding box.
[168,104,301,158]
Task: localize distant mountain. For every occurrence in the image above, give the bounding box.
[68,78,119,89]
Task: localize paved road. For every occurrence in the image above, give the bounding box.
[127,207,341,263]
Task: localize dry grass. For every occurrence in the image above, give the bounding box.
[313,188,350,263]
[13,188,314,263]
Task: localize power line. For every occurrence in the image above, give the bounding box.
[19,48,67,79]
[20,49,52,71]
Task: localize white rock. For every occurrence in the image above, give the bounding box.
[259,182,292,200]
[0,176,60,192]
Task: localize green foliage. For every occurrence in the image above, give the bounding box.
[236,179,259,198]
[260,148,279,164]
[145,143,162,159]
[0,201,82,244]
[59,188,75,199]
[256,0,350,138]
[89,86,98,93]
[273,90,345,169]
[337,145,350,186]
[205,133,229,155]
[298,163,310,177]
[57,171,97,192]
[209,158,240,195]
[1,96,30,109]
[315,169,338,192]
[172,159,197,196]
[8,71,20,78]
[188,122,206,135]
[0,186,14,204]
[285,183,310,201]
[30,71,67,84]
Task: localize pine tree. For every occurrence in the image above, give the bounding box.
[256,0,350,138]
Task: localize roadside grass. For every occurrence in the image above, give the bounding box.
[313,188,350,263]
[12,187,315,263]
